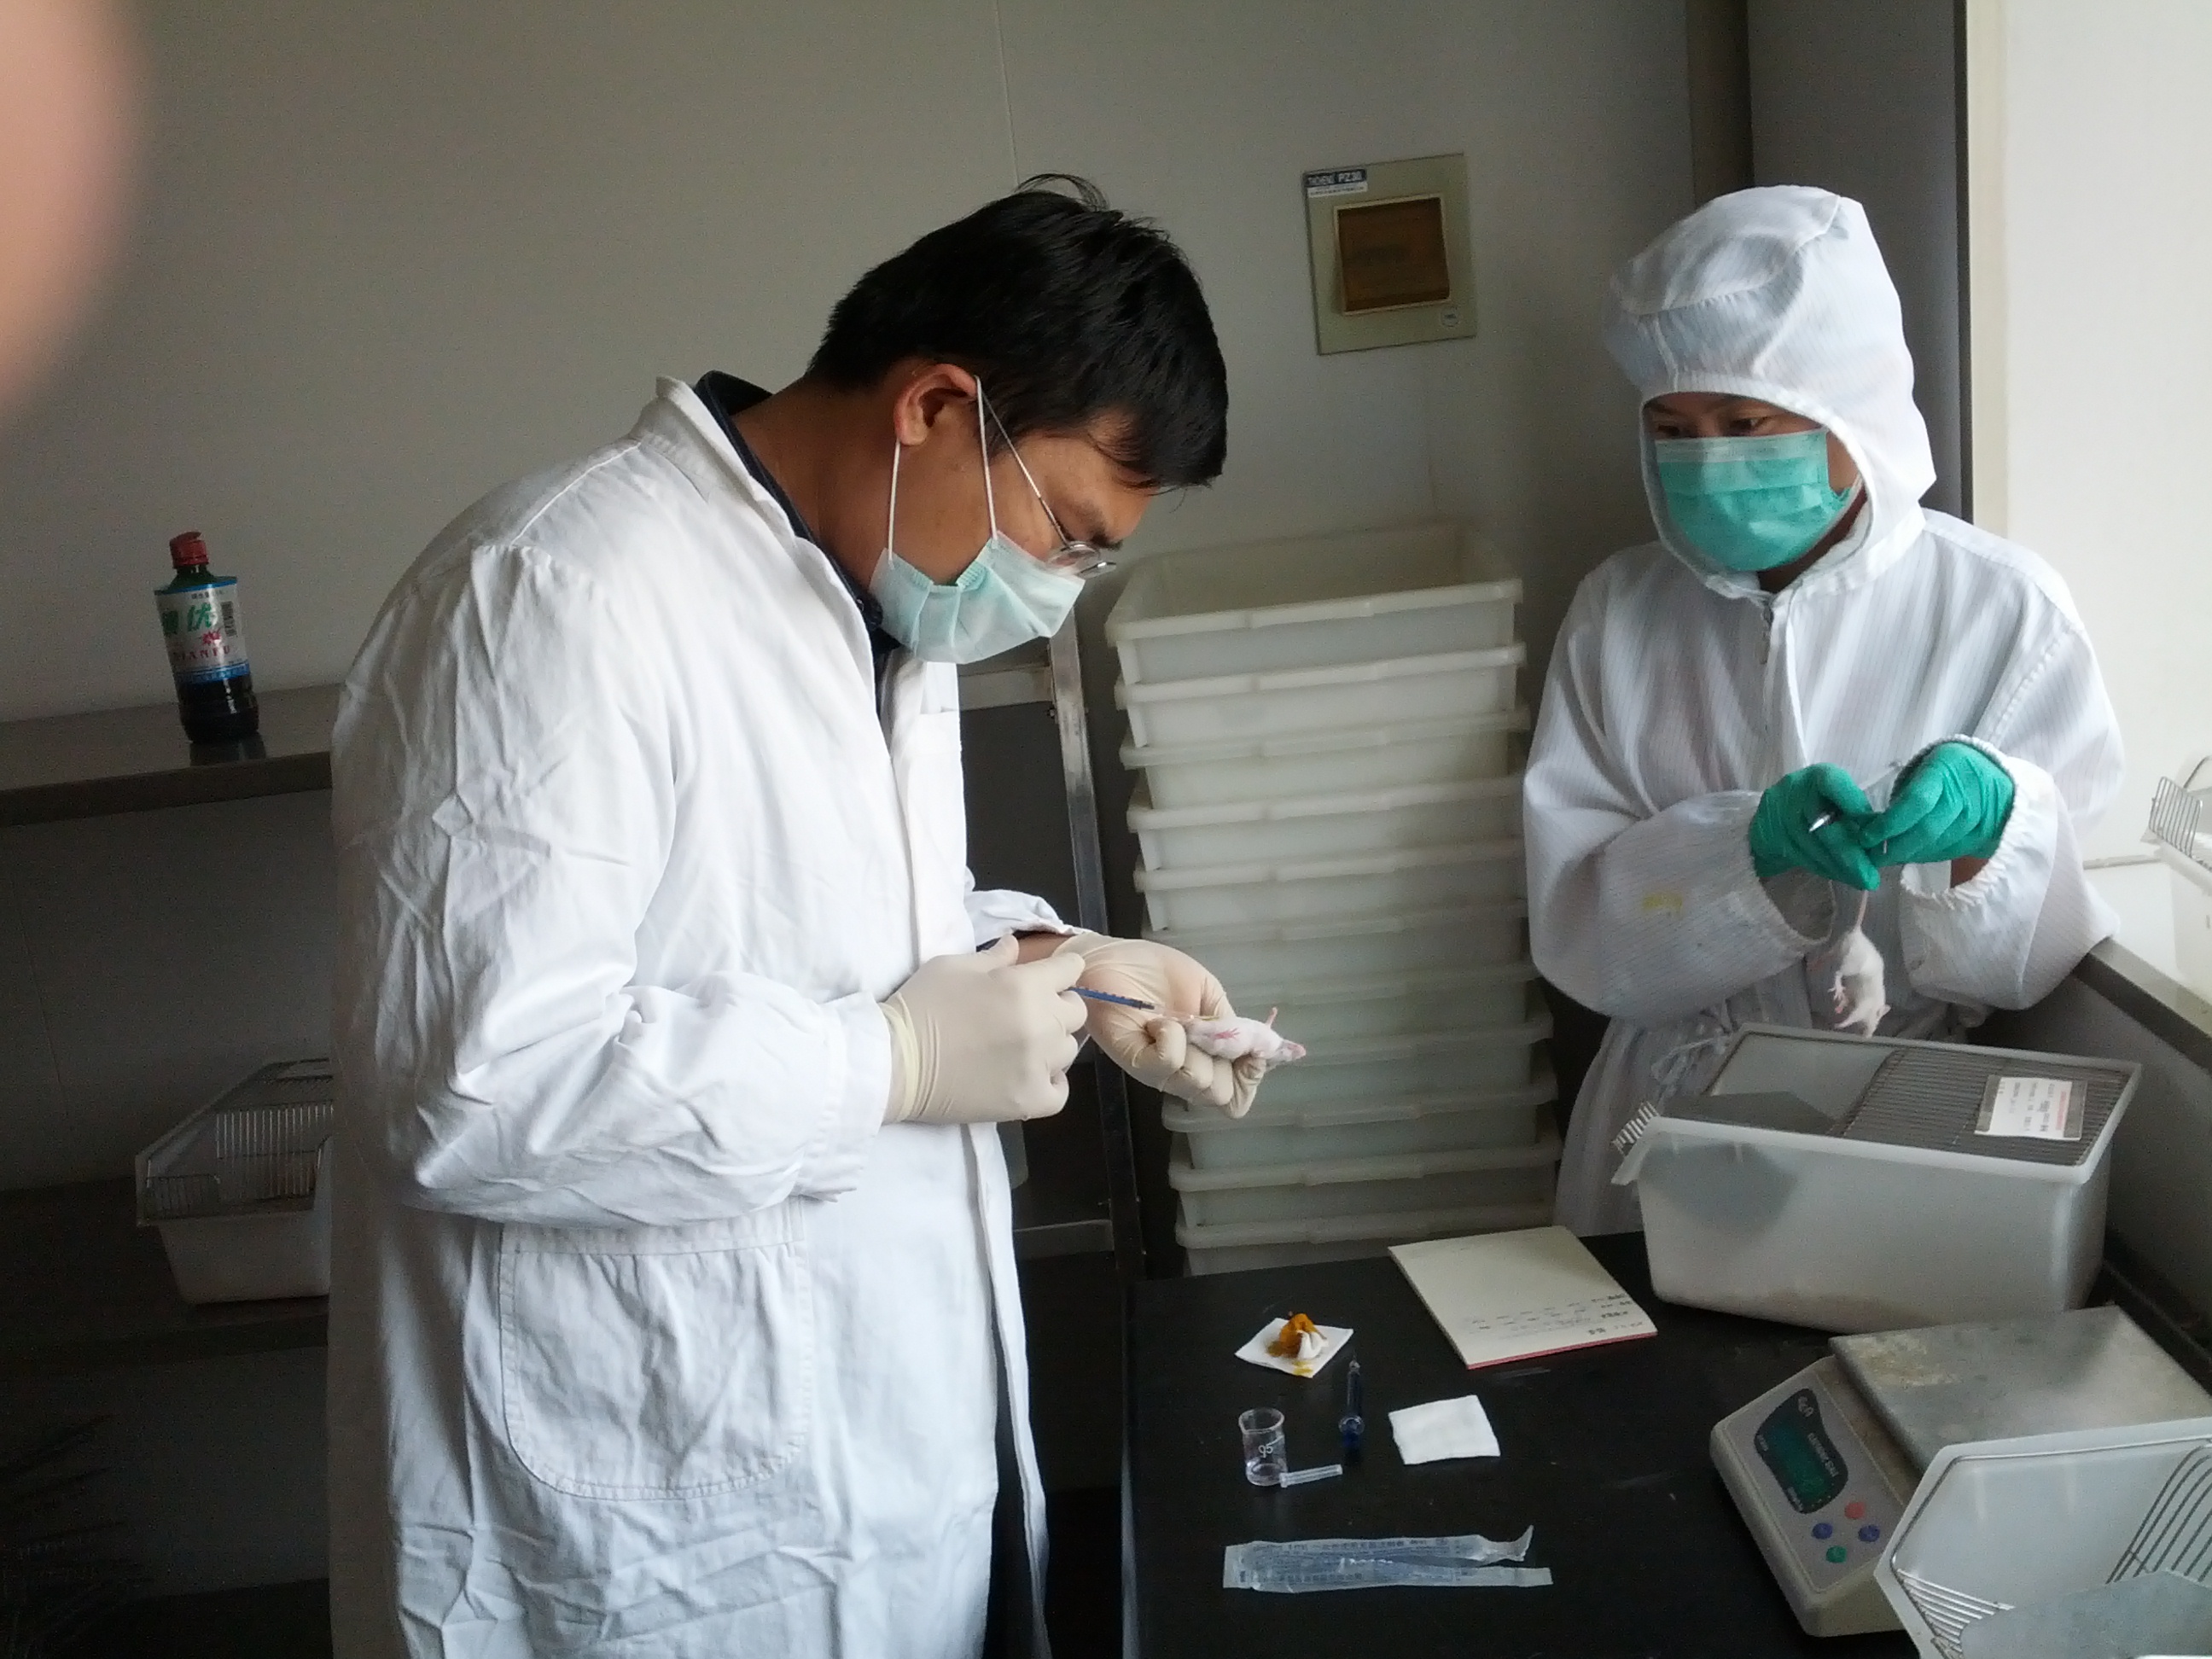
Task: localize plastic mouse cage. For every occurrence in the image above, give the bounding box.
[134,1057,335,1302]
[1629,1027,2139,1331]
[2148,759,2212,1002]
[1883,1420,2212,1658]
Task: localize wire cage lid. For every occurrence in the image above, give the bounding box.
[1662,1027,2137,1171]
[136,1058,334,1224]
[2146,755,2212,872]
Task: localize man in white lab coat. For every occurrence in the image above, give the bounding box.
[328,178,1257,1658]
[1527,186,2124,1236]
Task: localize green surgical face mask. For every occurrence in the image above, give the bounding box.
[1653,428,1857,573]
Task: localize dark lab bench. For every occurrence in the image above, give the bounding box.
[1125,1233,1914,1657]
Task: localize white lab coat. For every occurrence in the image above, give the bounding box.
[1528,189,2124,1235]
[327,380,1058,1657]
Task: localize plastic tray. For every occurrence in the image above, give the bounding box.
[1254,1015,1551,1110]
[1177,1198,1555,1276]
[1125,710,1527,812]
[1134,839,1524,934]
[1148,903,1528,992]
[1106,522,1520,687]
[135,1057,335,1304]
[1255,963,1539,1044]
[1169,1073,1557,1170]
[1169,1134,1560,1226]
[1116,645,1523,751]
[1130,777,1520,874]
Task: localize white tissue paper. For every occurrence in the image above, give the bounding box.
[1235,1318,1353,1379]
[1389,1394,1500,1464]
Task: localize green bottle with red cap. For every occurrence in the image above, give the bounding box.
[156,531,259,742]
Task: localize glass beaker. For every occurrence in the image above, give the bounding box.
[1240,1407,1287,1487]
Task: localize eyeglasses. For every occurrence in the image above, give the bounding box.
[980,390,1115,580]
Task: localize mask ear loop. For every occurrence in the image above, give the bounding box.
[975,381,1001,540]
[884,438,902,562]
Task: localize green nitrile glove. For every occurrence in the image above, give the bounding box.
[1748,763,1881,890]
[1858,742,2014,866]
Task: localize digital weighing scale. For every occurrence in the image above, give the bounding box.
[1712,1305,2212,1637]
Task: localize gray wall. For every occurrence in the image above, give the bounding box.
[1747,0,1967,516]
[1685,0,1754,203]
[0,791,335,1190]
[0,0,1691,727]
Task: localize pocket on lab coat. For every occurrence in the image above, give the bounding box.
[498,1207,814,1500]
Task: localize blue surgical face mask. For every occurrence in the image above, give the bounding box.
[870,391,1085,664]
[1653,428,1859,573]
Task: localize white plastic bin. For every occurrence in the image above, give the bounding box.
[1177,1198,1554,1276]
[2155,843,2212,1003]
[1255,963,1538,1044]
[135,1057,335,1304]
[1130,777,1519,874]
[1877,1417,2212,1659]
[1125,710,1527,812]
[1148,903,1527,991]
[1167,1072,1557,1170]
[1117,645,1523,751]
[1107,522,1519,686]
[1621,1026,2139,1332]
[1170,1135,1560,1227]
[1134,839,1524,933]
[1255,1015,1551,1110]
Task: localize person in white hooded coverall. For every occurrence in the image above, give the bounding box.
[327,179,1265,1659]
[1528,186,2123,1237]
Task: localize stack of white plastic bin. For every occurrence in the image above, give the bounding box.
[1105,523,1558,1274]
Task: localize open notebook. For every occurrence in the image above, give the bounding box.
[1390,1225,1656,1370]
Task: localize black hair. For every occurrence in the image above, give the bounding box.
[806,176,1227,490]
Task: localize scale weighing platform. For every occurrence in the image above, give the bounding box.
[1712,1305,2212,1636]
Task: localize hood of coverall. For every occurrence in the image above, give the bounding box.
[1604,186,1936,599]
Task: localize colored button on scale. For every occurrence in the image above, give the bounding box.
[1825,1545,1848,1564]
[1844,1501,1866,1521]
[1859,1525,1882,1544]
[1811,1522,1833,1540]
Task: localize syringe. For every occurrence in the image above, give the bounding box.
[1070,987,1159,1010]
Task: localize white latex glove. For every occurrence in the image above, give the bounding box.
[880,938,1086,1125]
[1051,931,1262,1118]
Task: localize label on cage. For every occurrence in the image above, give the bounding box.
[1976,1075,2081,1141]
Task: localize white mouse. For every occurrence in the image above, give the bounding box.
[1819,887,1889,1037]
[1183,1009,1307,1065]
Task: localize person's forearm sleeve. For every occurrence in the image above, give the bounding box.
[1899,747,2117,1009]
[963,879,1064,947]
[1896,618,2125,1010]
[1525,627,1820,1027]
[333,544,888,1230]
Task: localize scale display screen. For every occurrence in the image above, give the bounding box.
[1754,1388,1849,1514]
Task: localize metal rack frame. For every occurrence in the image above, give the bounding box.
[961,626,1148,1286]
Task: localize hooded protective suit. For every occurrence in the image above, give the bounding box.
[328,380,1058,1657]
[1527,188,2123,1235]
